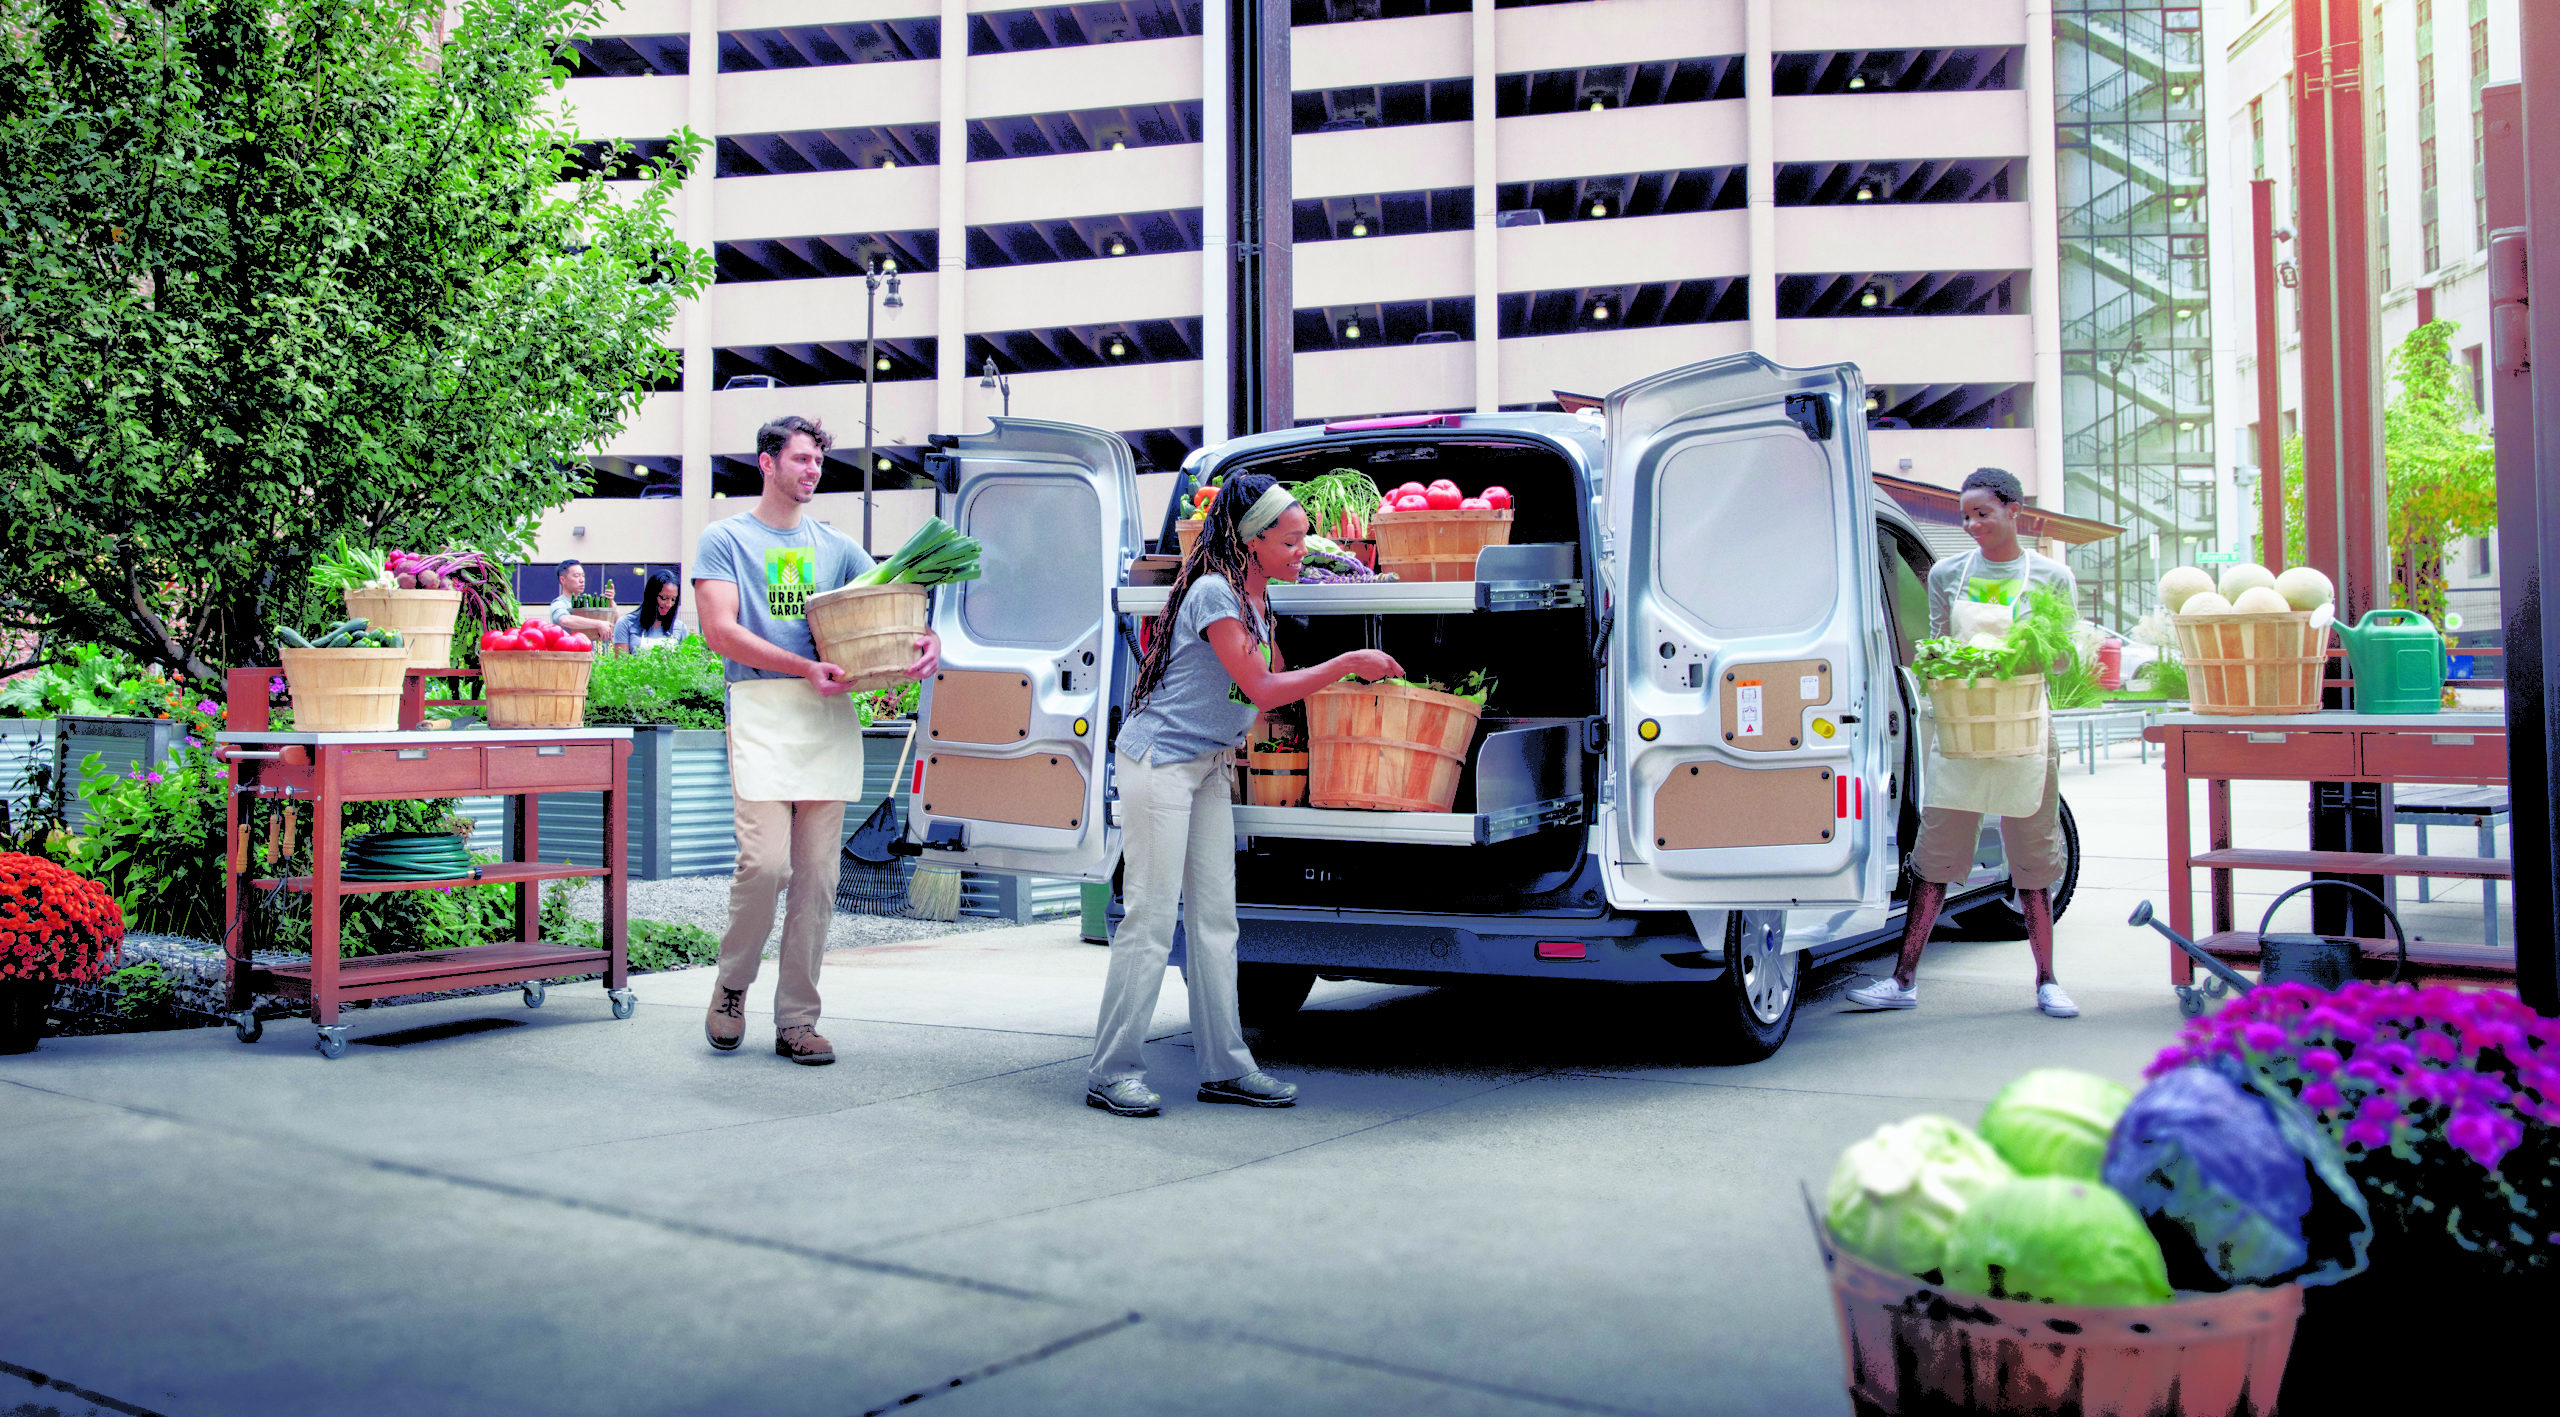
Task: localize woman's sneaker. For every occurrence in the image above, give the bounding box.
[1845,977,1919,1010]
[1198,1071,1298,1107]
[2037,983,2081,1018]
[1086,1079,1162,1117]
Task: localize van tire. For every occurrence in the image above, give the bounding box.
[1705,913,1796,1063]
[1237,963,1316,1029]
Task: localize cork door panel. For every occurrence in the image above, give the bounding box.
[1653,761,1838,849]
[1718,659,1832,752]
[925,669,1037,745]
[919,752,1087,829]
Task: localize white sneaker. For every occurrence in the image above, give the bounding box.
[2037,983,2081,1018]
[1846,976,1919,1010]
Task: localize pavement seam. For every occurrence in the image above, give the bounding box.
[1547,1070,1994,1105]
[853,1312,1144,1416]
[0,1356,172,1417]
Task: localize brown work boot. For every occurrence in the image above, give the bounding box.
[704,986,746,1052]
[774,1024,835,1066]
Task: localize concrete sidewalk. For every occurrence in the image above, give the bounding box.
[0,752,2505,1416]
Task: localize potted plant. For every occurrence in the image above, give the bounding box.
[2152,981,2556,1406]
[0,852,126,1052]
[1912,584,2078,759]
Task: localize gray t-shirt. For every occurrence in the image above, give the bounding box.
[1926,548,2078,638]
[692,511,877,683]
[1118,574,1269,767]
[546,594,576,625]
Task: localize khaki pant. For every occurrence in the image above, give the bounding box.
[718,798,847,1029]
[1911,734,2068,892]
[1088,749,1258,1088]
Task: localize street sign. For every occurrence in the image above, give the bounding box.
[2198,551,2240,563]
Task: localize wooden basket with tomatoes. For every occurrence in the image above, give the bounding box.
[477,622,597,729]
[1173,479,1220,562]
[1370,478,1514,584]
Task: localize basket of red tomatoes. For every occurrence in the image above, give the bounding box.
[1370,479,1514,583]
[476,622,597,729]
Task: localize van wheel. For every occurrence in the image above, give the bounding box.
[1237,964,1315,1030]
[1947,798,2081,939]
[1706,913,1796,1063]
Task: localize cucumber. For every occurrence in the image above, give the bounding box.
[276,626,312,649]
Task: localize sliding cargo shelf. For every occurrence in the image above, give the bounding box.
[1116,544,1583,617]
[1231,796,1582,847]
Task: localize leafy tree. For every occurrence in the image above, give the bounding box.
[0,0,706,682]
[2275,319,2498,624]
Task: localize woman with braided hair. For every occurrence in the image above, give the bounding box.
[1085,472,1402,1117]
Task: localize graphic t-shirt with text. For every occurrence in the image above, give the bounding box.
[692,511,876,683]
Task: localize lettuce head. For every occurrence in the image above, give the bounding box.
[1941,1177,2176,1306]
[1826,1114,2016,1277]
[1980,1068,2134,1180]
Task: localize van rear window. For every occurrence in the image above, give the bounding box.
[1649,428,1837,635]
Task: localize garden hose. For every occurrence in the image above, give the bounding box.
[340,831,477,883]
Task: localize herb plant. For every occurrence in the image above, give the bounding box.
[583,634,727,729]
[1292,469,1386,540]
[1913,585,2081,686]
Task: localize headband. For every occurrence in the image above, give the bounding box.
[1237,483,1299,540]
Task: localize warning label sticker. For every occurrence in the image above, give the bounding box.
[1800,674,1822,701]
[1737,681,1764,737]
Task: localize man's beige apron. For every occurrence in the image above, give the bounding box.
[727,677,867,802]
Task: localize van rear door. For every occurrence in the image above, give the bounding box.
[903,419,1137,883]
[1599,354,1888,910]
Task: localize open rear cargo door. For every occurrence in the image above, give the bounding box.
[905,419,1138,882]
[1599,354,1889,910]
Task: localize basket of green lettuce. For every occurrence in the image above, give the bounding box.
[804,519,980,692]
[1914,585,2077,760]
[1813,1064,2370,1415]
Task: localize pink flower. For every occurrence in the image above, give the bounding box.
[267,675,287,695]
[2300,1079,2345,1111]
[2445,1110,2514,1172]
[2242,1022,2287,1052]
[2300,1046,2342,1075]
[2413,1029,2458,1064]
[2343,1095,2402,1150]
[143,771,162,785]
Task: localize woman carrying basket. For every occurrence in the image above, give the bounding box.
[1847,468,2081,1020]
[1086,474,1402,1117]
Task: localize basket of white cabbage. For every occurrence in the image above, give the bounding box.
[2158,562,2336,716]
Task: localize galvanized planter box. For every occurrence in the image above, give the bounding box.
[1,718,57,824]
[54,716,190,830]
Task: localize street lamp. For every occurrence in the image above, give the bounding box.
[980,357,1012,416]
[862,256,904,553]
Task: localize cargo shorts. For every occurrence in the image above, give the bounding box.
[1910,733,2067,892]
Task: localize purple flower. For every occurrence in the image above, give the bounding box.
[2242,1021,2287,1052]
[267,675,287,696]
[2300,1046,2343,1075]
[2343,1095,2402,1150]
[143,771,162,785]
[212,767,227,779]
[2446,1110,2515,1172]
[2300,1079,2345,1111]
[195,699,219,716]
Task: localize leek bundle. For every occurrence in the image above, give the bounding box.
[852,518,984,586]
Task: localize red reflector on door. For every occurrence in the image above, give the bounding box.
[912,761,926,795]
[1534,941,1587,961]
[1856,778,1864,819]
[1836,775,1848,819]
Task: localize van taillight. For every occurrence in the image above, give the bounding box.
[1535,941,1587,961]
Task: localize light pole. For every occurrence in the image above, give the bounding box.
[979,357,1011,418]
[863,256,903,553]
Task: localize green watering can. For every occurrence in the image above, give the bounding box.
[2334,608,2446,714]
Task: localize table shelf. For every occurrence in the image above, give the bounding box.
[252,940,613,1002]
[1232,797,1582,847]
[2189,847,2513,881]
[2190,931,2518,983]
[250,861,610,896]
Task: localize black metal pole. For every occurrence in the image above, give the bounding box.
[862,265,877,555]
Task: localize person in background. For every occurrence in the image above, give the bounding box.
[694,415,939,1066]
[546,559,617,643]
[1848,467,2080,1020]
[1084,472,1403,1118]
[613,571,683,652]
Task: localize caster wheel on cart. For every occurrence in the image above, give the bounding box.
[2202,973,2232,1000]
[2175,986,2206,1019]
[608,989,638,1021]
[228,1011,263,1045]
[313,1028,349,1060]
[521,981,547,1010]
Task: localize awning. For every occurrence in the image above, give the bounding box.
[1875,473,2126,547]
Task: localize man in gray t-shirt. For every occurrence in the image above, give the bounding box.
[693,513,875,683]
[546,559,616,642]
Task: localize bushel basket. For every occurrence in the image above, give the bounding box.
[2170,609,2327,716]
[1245,748,1309,807]
[1308,682,1484,813]
[1370,507,1512,583]
[1929,674,2047,760]
[279,647,410,733]
[1814,1208,2302,1417]
[805,583,929,694]
[343,587,462,670]
[480,650,594,729]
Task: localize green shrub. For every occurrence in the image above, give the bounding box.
[72,748,229,941]
[584,633,727,728]
[541,880,719,972]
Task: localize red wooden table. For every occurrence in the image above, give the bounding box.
[216,667,633,1058]
[2142,711,2512,1012]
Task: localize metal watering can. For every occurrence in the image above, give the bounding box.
[2128,879,2408,1016]
[2334,607,2447,714]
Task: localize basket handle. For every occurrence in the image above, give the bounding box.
[2256,880,2410,984]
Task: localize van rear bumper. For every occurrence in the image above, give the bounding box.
[1233,912,1725,984]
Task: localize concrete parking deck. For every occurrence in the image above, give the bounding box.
[0,753,2512,1416]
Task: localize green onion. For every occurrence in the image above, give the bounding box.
[852,518,984,587]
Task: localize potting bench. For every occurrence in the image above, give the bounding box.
[2142,711,2512,1010]
[216,667,633,1058]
